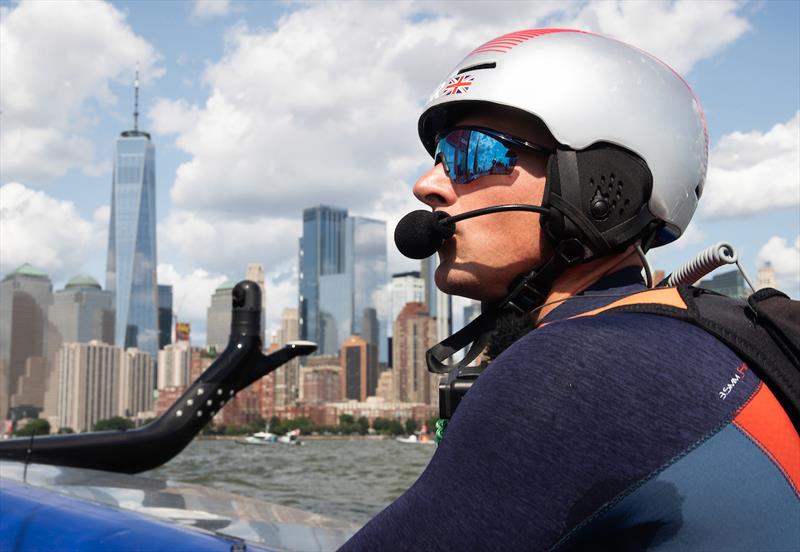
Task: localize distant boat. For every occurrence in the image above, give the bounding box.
[237,428,303,446]
[396,423,434,445]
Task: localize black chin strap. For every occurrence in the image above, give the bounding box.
[426,239,585,374]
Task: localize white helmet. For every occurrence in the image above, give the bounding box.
[419,29,708,246]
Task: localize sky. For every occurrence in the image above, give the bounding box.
[1,0,798,345]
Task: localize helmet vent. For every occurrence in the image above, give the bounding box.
[457,62,496,75]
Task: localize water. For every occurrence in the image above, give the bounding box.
[146,438,436,527]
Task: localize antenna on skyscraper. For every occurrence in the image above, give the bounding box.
[134,62,140,132]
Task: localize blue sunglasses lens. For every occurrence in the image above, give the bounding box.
[434,129,518,184]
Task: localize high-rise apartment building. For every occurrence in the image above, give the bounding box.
[421,256,452,342]
[206,280,236,351]
[341,335,378,401]
[105,73,158,360]
[56,341,120,432]
[157,340,191,389]
[119,348,154,420]
[0,264,52,417]
[392,302,438,406]
[299,206,388,358]
[158,285,173,350]
[391,271,425,325]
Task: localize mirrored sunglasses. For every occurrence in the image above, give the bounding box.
[434,126,553,184]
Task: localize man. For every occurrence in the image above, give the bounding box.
[344,29,798,551]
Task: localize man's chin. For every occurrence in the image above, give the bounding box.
[434,267,504,302]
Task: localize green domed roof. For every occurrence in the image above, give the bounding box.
[65,274,101,289]
[4,263,49,281]
[216,279,238,292]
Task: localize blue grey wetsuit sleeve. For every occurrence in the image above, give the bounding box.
[341,313,761,551]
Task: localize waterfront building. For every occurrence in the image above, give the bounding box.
[421,256,452,342]
[300,365,340,404]
[119,348,154,421]
[0,264,52,417]
[757,262,777,290]
[105,73,158,360]
[299,206,388,358]
[699,269,749,299]
[206,280,236,350]
[391,271,425,325]
[56,341,120,432]
[341,335,378,401]
[274,397,434,428]
[158,285,173,350]
[375,370,394,401]
[274,307,300,408]
[157,340,191,389]
[392,302,438,407]
[190,346,216,380]
[299,355,340,404]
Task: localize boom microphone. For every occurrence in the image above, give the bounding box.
[394,204,550,259]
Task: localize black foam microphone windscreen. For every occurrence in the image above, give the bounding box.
[394,210,455,259]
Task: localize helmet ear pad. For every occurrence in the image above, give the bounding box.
[542,144,657,260]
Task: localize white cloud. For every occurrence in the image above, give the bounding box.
[192,0,231,19]
[757,235,800,294]
[157,210,300,275]
[0,0,161,183]
[553,0,750,74]
[0,182,105,280]
[702,112,800,219]
[157,263,227,324]
[145,0,753,320]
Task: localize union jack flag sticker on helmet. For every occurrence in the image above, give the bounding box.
[443,74,474,95]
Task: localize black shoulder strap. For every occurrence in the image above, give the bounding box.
[607,285,800,433]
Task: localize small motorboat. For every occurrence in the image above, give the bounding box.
[238,428,303,446]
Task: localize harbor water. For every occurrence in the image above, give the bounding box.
[146,438,436,527]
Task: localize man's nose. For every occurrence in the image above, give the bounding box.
[413,164,457,208]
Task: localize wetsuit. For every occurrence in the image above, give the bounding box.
[343,268,800,551]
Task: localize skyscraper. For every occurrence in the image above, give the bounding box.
[346,216,388,361]
[48,275,113,349]
[0,264,52,417]
[56,341,120,432]
[206,280,236,351]
[299,205,348,354]
[392,302,437,406]
[299,206,388,358]
[158,285,173,350]
[105,71,158,359]
[391,271,424,324]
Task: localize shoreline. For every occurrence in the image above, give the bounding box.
[198,434,409,441]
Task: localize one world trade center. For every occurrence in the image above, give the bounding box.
[105,70,158,359]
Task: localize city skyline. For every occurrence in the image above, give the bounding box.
[1,0,798,348]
